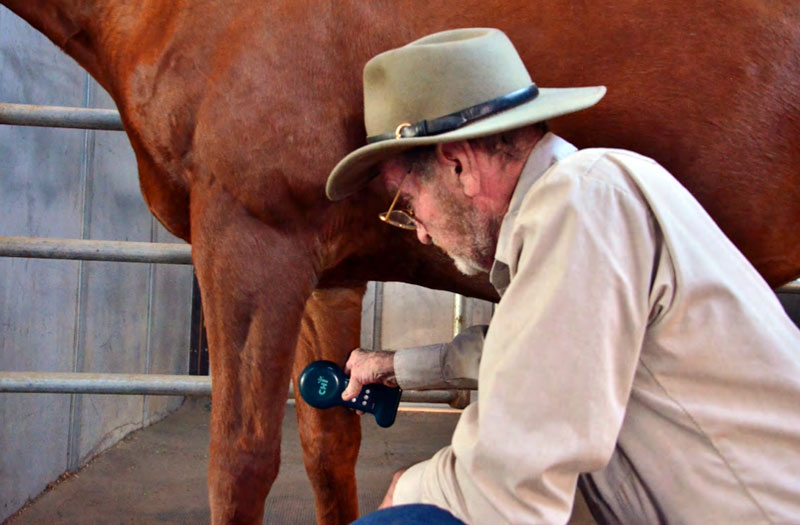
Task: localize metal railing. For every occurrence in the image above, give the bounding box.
[1,102,798,407]
[0,102,471,407]
[0,238,467,404]
[0,371,458,404]
[0,234,797,293]
[0,235,192,264]
[0,102,123,130]
[782,280,800,294]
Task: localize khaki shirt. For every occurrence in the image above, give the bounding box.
[392,133,800,524]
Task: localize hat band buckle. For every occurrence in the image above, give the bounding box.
[366,84,539,144]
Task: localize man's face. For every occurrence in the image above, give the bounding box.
[380,157,499,276]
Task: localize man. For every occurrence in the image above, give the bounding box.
[325,28,800,524]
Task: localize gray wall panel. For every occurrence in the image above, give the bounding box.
[144,226,192,425]
[74,77,152,464]
[359,282,376,349]
[367,280,494,351]
[0,392,70,520]
[76,260,149,463]
[0,13,85,106]
[1,7,193,520]
[381,283,454,350]
[0,8,88,519]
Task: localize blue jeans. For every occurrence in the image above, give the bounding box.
[351,504,465,524]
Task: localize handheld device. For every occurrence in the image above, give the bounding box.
[297,360,402,428]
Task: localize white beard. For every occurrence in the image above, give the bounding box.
[449,252,488,276]
[428,187,497,277]
[431,237,486,276]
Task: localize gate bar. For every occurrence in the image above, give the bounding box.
[2,235,797,293]
[0,236,191,264]
[0,372,210,396]
[0,102,123,130]
[0,371,462,404]
[782,280,800,294]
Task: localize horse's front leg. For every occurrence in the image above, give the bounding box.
[190,180,317,524]
[292,286,366,524]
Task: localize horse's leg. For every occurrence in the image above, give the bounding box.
[190,179,316,524]
[292,287,366,524]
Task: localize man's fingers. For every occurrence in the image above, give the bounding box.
[342,376,363,401]
[343,348,365,376]
[343,352,355,376]
[343,360,352,376]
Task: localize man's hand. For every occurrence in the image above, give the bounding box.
[378,468,407,509]
[341,349,398,402]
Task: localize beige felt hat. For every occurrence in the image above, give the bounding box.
[326,27,606,201]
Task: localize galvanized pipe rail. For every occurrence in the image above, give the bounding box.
[0,235,192,264]
[0,371,460,404]
[1,235,797,292]
[0,372,210,396]
[782,280,800,294]
[0,102,123,130]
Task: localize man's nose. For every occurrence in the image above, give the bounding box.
[416,223,432,245]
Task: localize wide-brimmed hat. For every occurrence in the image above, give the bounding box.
[326,27,606,201]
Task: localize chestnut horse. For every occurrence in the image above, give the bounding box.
[2,0,799,523]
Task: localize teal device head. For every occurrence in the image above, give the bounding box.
[297,360,347,409]
[297,360,402,427]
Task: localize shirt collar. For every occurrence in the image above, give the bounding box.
[489,132,578,293]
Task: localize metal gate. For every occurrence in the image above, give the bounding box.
[0,102,473,406]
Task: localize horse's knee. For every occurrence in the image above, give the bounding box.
[208,446,281,524]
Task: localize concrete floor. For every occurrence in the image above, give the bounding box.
[7,398,596,524]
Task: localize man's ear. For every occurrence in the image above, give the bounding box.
[436,142,480,197]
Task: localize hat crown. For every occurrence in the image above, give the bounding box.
[363,28,532,138]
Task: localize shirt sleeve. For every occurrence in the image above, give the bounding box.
[393,325,487,390]
[398,157,659,523]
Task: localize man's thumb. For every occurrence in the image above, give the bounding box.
[341,378,362,401]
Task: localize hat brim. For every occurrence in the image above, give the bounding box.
[326,86,606,200]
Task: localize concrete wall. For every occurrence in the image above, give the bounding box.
[361,282,494,352]
[0,8,194,521]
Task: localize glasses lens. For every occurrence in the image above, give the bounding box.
[379,210,417,230]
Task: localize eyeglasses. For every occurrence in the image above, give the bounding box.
[378,171,418,230]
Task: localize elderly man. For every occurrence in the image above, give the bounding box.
[325,28,800,524]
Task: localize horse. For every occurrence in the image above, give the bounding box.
[2,0,798,523]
